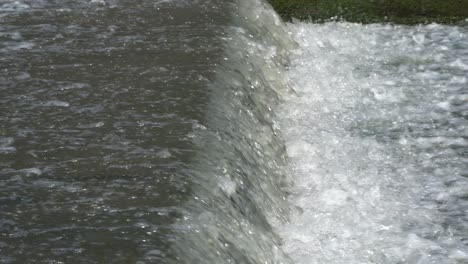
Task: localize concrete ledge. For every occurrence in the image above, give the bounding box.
[268,0,468,24]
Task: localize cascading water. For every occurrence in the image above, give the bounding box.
[171,0,296,263]
[1,0,468,263]
[277,22,468,264]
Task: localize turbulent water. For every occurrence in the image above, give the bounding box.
[278,23,468,263]
[1,0,467,263]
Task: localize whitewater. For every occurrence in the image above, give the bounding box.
[277,22,468,263]
[1,0,467,262]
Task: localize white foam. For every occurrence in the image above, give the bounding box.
[0,41,34,52]
[0,137,15,154]
[0,1,30,11]
[156,149,171,159]
[21,168,42,176]
[277,22,468,264]
[219,178,237,196]
[43,100,70,107]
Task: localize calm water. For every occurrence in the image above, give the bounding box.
[1,0,467,263]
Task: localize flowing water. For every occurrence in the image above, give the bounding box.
[0,0,227,262]
[278,22,468,264]
[1,0,467,263]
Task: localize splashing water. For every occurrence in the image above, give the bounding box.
[277,22,468,264]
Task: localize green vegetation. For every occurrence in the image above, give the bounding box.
[268,0,468,24]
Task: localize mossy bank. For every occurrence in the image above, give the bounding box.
[268,0,468,24]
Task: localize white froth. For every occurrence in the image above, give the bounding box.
[43,100,70,107]
[156,149,172,159]
[0,137,16,154]
[277,22,468,264]
[0,1,30,11]
[0,41,34,52]
[21,168,42,176]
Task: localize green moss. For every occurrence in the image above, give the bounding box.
[268,0,468,24]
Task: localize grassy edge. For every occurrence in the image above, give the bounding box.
[268,0,468,24]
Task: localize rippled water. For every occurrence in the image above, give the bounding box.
[0,0,228,262]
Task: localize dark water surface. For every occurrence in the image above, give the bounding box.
[1,0,228,262]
